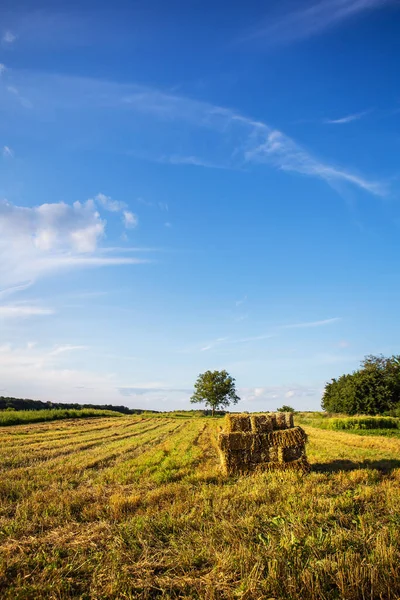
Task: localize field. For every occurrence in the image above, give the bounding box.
[1,416,400,599]
[0,409,122,427]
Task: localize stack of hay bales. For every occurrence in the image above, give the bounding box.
[217,412,310,475]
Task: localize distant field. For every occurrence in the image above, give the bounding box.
[0,408,122,426]
[1,416,400,599]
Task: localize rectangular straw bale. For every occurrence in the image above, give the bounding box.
[266,426,307,447]
[280,446,304,462]
[225,414,251,433]
[219,449,253,475]
[268,413,277,429]
[284,412,294,428]
[250,414,273,433]
[218,432,254,452]
[275,412,287,430]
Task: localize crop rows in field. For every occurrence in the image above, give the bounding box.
[1,417,400,599]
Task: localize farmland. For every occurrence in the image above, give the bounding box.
[1,416,400,599]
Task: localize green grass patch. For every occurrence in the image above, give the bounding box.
[0,408,121,426]
[296,413,400,433]
[327,416,399,430]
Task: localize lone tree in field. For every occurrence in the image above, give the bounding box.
[191,370,240,416]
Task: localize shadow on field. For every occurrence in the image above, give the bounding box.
[312,459,400,474]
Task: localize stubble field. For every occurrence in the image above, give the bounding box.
[1,415,400,599]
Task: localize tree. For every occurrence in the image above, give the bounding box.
[190,370,240,416]
[277,405,295,413]
[321,354,400,415]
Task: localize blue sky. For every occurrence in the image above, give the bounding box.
[0,0,399,411]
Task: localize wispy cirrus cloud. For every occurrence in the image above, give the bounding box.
[324,110,371,124]
[119,386,192,396]
[0,282,33,300]
[245,130,386,196]
[49,345,88,356]
[2,145,13,158]
[2,31,16,45]
[201,334,274,352]
[244,0,394,45]
[281,317,341,329]
[6,84,32,108]
[0,70,386,197]
[235,295,247,307]
[0,305,55,319]
[197,317,340,353]
[162,154,229,170]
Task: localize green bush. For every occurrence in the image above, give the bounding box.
[322,355,400,415]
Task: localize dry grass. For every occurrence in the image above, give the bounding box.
[1,416,400,599]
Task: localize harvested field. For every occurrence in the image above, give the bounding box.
[1,416,400,599]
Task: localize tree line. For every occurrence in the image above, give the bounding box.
[0,397,157,414]
[322,355,400,415]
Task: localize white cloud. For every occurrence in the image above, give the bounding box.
[245,130,386,196]
[0,282,32,299]
[282,317,341,329]
[245,0,393,45]
[95,192,126,212]
[2,31,16,44]
[0,198,148,289]
[164,155,228,169]
[49,345,88,356]
[93,193,138,229]
[325,110,371,124]
[0,305,55,318]
[6,85,32,109]
[0,199,105,253]
[2,146,13,158]
[0,343,117,403]
[0,64,6,76]
[239,384,321,407]
[123,210,138,229]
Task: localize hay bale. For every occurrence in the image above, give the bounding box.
[280,446,304,462]
[265,426,307,447]
[218,414,309,476]
[218,432,254,452]
[250,414,273,433]
[285,412,294,428]
[218,449,253,475]
[225,414,251,433]
[275,412,287,430]
[262,455,311,474]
